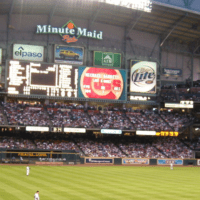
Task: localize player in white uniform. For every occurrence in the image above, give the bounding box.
[34,191,40,200]
[26,165,30,176]
[170,162,173,170]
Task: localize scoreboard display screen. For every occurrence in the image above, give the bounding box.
[78,67,126,100]
[7,60,78,97]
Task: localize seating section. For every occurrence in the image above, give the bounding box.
[3,103,50,126]
[0,136,195,159]
[0,103,194,132]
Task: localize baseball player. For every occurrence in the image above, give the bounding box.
[34,191,40,200]
[26,165,30,176]
[170,162,173,170]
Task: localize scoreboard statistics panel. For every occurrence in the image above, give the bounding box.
[7,60,78,97]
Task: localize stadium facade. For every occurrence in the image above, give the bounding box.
[0,0,200,146]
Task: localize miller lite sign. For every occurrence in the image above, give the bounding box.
[130,61,156,93]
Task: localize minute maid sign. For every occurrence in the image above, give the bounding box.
[36,20,103,43]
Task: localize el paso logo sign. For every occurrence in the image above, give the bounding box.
[36,20,103,43]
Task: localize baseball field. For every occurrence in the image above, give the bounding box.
[0,165,200,200]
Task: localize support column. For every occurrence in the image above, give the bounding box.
[123,27,127,69]
[191,54,194,87]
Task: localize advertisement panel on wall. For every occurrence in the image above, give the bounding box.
[36,20,103,44]
[157,159,183,165]
[7,60,78,97]
[197,160,200,165]
[93,51,121,68]
[85,158,113,164]
[122,158,149,165]
[162,68,182,77]
[0,48,2,64]
[13,44,44,61]
[78,67,126,100]
[54,45,84,65]
[136,130,156,136]
[101,129,122,134]
[130,61,157,93]
[64,128,86,133]
[165,101,193,109]
[26,126,49,132]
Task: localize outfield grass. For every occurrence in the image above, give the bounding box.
[0,165,200,200]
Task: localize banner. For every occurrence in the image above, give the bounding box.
[94,51,121,68]
[63,128,86,133]
[26,126,49,132]
[130,60,156,94]
[101,129,122,134]
[197,160,200,165]
[165,101,193,109]
[78,67,126,100]
[162,68,182,77]
[85,158,113,164]
[122,158,149,165]
[13,44,44,61]
[136,130,156,136]
[54,45,84,65]
[157,159,183,165]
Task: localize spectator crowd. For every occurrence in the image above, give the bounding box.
[0,102,194,132]
[0,135,196,159]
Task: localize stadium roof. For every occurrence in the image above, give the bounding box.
[1,0,200,45]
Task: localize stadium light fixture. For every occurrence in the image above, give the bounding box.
[99,0,152,12]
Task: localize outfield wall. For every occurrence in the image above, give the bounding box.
[0,150,198,166]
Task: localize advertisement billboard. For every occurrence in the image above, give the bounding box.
[197,160,200,165]
[0,48,2,64]
[78,67,126,100]
[101,129,122,134]
[54,45,84,65]
[122,158,149,165]
[165,101,193,109]
[130,60,157,93]
[13,44,44,61]
[93,51,121,68]
[136,130,156,136]
[36,20,103,44]
[157,159,183,165]
[64,128,86,133]
[26,126,49,132]
[7,60,78,97]
[162,68,182,77]
[85,158,113,164]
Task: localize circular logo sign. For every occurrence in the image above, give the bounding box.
[80,67,124,99]
[130,61,156,93]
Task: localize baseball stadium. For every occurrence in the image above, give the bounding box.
[1,0,200,199]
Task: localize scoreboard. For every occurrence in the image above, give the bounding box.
[78,67,126,100]
[7,60,78,97]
